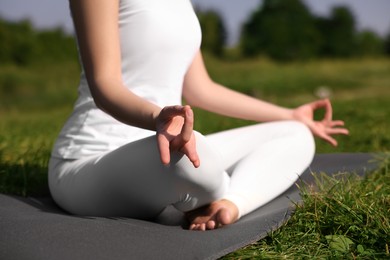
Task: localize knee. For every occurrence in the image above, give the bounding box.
[169,132,227,192]
[288,120,316,154]
[169,135,229,211]
[289,121,312,137]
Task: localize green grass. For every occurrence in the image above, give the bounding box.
[0,57,389,257]
[224,157,390,259]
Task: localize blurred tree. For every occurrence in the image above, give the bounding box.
[0,19,37,65]
[317,6,357,57]
[197,10,226,57]
[240,0,321,61]
[356,30,384,57]
[35,28,78,62]
[0,17,77,66]
[384,30,390,56]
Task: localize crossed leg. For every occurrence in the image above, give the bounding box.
[48,133,230,218]
[49,121,314,230]
[187,120,315,230]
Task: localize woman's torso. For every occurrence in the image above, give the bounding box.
[52,0,201,159]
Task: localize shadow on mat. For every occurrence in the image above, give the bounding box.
[8,192,190,227]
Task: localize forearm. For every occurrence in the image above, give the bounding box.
[185,81,294,122]
[91,78,161,131]
[183,51,294,123]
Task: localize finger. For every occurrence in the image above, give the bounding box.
[310,99,327,109]
[320,133,338,147]
[181,143,200,168]
[326,128,349,135]
[187,151,200,168]
[318,98,333,122]
[157,134,171,165]
[171,106,194,149]
[192,156,200,168]
[311,99,332,121]
[180,106,194,143]
[329,120,345,127]
[159,105,186,121]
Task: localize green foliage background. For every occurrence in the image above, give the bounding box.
[240,0,388,60]
[241,0,321,60]
[197,10,226,57]
[0,19,77,66]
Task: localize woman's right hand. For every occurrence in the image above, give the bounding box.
[155,105,200,168]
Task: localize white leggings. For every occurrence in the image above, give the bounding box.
[49,121,315,219]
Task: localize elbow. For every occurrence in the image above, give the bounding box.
[92,96,106,112]
[182,91,195,107]
[87,77,118,113]
[183,89,203,108]
[183,80,216,108]
[88,83,106,111]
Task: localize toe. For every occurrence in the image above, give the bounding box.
[199,223,206,231]
[217,208,232,225]
[206,220,216,230]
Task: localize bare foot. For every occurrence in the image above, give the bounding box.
[185,199,239,231]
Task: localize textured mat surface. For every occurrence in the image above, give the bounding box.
[0,153,379,260]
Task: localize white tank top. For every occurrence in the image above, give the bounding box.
[52,0,201,159]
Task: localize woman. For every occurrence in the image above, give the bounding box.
[49,0,348,231]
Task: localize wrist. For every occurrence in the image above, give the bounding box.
[285,108,295,120]
[151,108,162,131]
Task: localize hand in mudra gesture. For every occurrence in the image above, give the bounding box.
[292,99,349,146]
[155,105,200,168]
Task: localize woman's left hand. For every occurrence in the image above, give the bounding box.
[292,99,349,146]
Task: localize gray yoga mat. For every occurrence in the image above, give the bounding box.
[0,153,379,260]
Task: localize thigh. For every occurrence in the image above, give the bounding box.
[208,121,315,217]
[205,121,301,170]
[49,134,229,218]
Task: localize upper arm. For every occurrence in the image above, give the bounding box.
[182,50,215,106]
[70,0,122,87]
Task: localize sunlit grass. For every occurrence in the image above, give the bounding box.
[203,56,390,97]
[0,61,79,110]
[224,155,390,259]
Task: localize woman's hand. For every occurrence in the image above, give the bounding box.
[292,99,349,146]
[155,105,200,168]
